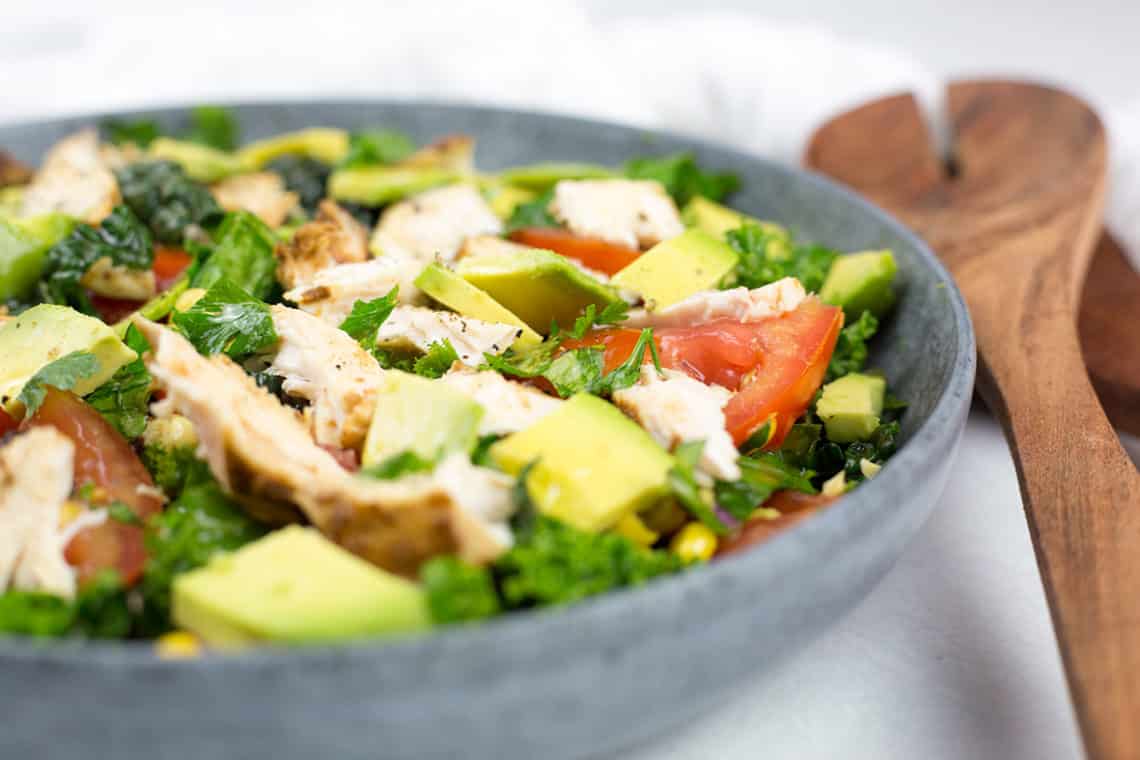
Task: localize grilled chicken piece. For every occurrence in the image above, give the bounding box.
[21,129,119,224]
[284,256,426,326]
[275,200,369,289]
[550,179,684,250]
[136,318,507,575]
[267,305,384,450]
[0,427,79,598]
[399,135,475,172]
[613,365,740,481]
[79,256,157,301]
[375,306,521,366]
[211,172,299,228]
[441,367,563,436]
[0,150,32,187]
[624,277,806,329]
[370,184,501,264]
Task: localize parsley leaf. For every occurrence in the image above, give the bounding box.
[543,348,605,397]
[413,340,460,379]
[171,278,278,359]
[624,152,740,206]
[103,118,161,148]
[360,450,436,480]
[115,161,224,245]
[16,352,101,416]
[184,106,238,151]
[85,324,152,440]
[191,211,278,301]
[714,453,816,522]
[826,310,878,382]
[503,189,558,235]
[568,301,629,339]
[340,129,416,169]
[725,223,837,293]
[338,287,398,348]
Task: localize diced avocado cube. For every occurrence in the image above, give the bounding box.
[610,229,738,309]
[362,370,484,468]
[0,214,76,301]
[148,137,243,183]
[172,526,430,648]
[414,263,542,349]
[496,162,615,190]
[680,197,785,239]
[484,183,537,219]
[815,372,886,443]
[820,250,898,319]
[0,304,137,413]
[328,167,459,206]
[236,128,350,169]
[455,240,621,332]
[490,394,674,532]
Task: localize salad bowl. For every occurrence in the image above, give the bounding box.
[0,101,975,760]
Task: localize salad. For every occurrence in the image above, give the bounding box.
[0,107,903,652]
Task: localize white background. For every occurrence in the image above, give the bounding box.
[4,2,1139,759]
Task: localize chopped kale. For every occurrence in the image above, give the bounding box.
[503,188,558,235]
[141,443,211,498]
[268,155,332,216]
[103,118,161,148]
[413,340,460,379]
[340,129,416,169]
[338,287,398,349]
[85,324,151,440]
[115,161,224,245]
[184,106,239,151]
[0,591,75,637]
[191,211,278,300]
[714,453,815,522]
[725,223,838,293]
[826,310,878,382]
[624,152,739,206]
[72,570,133,639]
[667,440,731,535]
[171,277,277,359]
[420,556,502,624]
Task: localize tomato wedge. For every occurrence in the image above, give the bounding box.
[0,408,17,438]
[715,491,837,557]
[90,294,143,325]
[153,246,193,292]
[563,296,842,448]
[508,227,642,276]
[24,388,164,585]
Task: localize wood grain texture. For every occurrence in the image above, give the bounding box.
[807,81,1140,760]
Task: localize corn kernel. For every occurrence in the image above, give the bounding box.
[155,631,202,659]
[670,523,718,563]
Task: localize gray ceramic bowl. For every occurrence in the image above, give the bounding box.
[0,101,975,760]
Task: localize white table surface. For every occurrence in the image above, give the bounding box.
[4,3,1139,759]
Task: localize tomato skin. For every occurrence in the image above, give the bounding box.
[153,246,193,292]
[0,408,17,438]
[715,491,837,557]
[508,227,642,276]
[24,389,163,585]
[564,296,843,449]
[90,294,143,325]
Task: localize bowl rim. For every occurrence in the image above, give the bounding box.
[0,97,976,667]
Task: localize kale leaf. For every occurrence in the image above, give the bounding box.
[338,287,398,348]
[714,453,816,522]
[103,118,161,148]
[503,189,558,235]
[191,211,278,300]
[184,106,239,151]
[85,324,151,440]
[413,340,460,379]
[340,129,415,169]
[624,152,740,206]
[141,443,210,499]
[16,351,101,416]
[0,590,75,637]
[72,570,133,639]
[725,223,838,293]
[268,155,331,216]
[667,440,731,535]
[115,161,224,245]
[420,556,503,624]
[826,310,878,382]
[171,277,278,359]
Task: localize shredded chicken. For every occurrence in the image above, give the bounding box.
[370,184,501,264]
[274,200,369,289]
[211,172,299,228]
[283,255,426,326]
[624,277,807,329]
[20,129,119,224]
[376,306,521,366]
[441,367,563,436]
[0,150,32,187]
[550,179,684,250]
[267,305,384,450]
[79,256,157,301]
[0,427,79,598]
[136,318,511,575]
[613,366,740,481]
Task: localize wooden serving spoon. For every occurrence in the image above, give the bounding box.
[805,81,1140,760]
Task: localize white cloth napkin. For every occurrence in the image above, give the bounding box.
[1,1,1137,269]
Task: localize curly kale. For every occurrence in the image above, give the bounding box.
[826,310,879,382]
[339,129,415,169]
[103,118,161,148]
[184,106,239,151]
[624,152,740,206]
[85,324,152,440]
[0,569,132,640]
[421,556,503,624]
[725,223,838,293]
[0,591,75,637]
[115,160,224,245]
[268,155,331,216]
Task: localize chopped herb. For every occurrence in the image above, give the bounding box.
[104,118,161,148]
[191,211,278,300]
[73,570,133,639]
[106,501,144,527]
[0,591,75,637]
[85,324,151,440]
[338,287,398,348]
[16,352,101,416]
[714,453,815,522]
[340,129,416,169]
[413,340,460,379]
[502,188,558,235]
[624,152,739,206]
[421,556,502,624]
[826,310,878,382]
[725,223,837,293]
[360,450,436,480]
[667,440,730,535]
[171,277,277,359]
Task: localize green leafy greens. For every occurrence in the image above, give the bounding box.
[104,118,161,148]
[826,310,878,382]
[184,106,239,151]
[171,277,278,359]
[725,223,838,293]
[85,324,152,440]
[268,155,331,216]
[191,211,278,300]
[115,161,224,245]
[360,450,437,481]
[338,287,398,348]
[502,189,558,235]
[624,152,740,206]
[16,351,101,416]
[340,129,416,169]
[413,340,460,379]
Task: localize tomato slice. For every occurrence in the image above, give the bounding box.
[715,491,837,557]
[153,246,193,292]
[24,389,164,585]
[90,294,143,325]
[564,296,842,448]
[508,227,642,276]
[0,408,17,439]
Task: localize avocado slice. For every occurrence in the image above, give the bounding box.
[815,372,886,443]
[496,162,615,190]
[236,128,350,170]
[455,239,620,332]
[0,214,76,301]
[483,183,537,219]
[148,138,243,183]
[414,263,541,349]
[361,370,485,468]
[172,526,430,648]
[328,167,459,206]
[490,394,674,532]
[610,229,738,309]
[820,250,898,319]
[0,304,137,413]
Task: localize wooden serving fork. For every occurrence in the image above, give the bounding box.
[806,80,1140,760]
